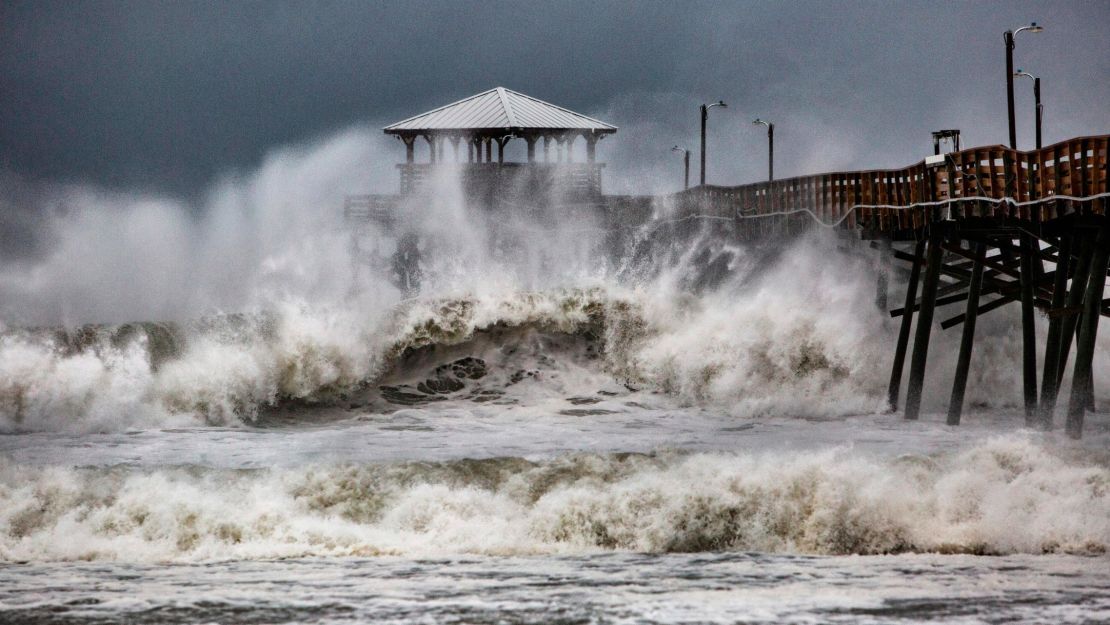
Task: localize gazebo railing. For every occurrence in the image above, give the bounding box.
[398,162,605,200]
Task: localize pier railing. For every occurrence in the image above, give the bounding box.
[667,135,1108,237]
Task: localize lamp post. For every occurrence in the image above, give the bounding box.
[1005,22,1044,149]
[700,100,727,185]
[672,146,690,190]
[752,118,774,182]
[1015,69,1043,150]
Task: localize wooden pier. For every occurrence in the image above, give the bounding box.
[349,92,1107,437]
[659,135,1108,437]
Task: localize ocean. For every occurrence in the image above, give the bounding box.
[1,155,1108,624]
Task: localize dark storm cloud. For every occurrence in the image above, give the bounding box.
[1,0,1108,199]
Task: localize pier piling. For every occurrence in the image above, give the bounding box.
[947,240,987,425]
[1019,232,1040,423]
[1056,232,1095,391]
[905,226,945,420]
[888,238,925,411]
[1066,222,1110,438]
[1038,228,1072,428]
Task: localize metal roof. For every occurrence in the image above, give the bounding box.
[383,87,617,134]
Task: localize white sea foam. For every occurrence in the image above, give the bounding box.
[2,263,1109,432]
[0,435,1106,562]
[1,126,1107,432]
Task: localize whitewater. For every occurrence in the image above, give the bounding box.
[1,129,1109,624]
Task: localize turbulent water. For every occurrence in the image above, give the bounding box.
[2,138,1110,623]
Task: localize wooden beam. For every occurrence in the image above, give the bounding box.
[1020,232,1039,423]
[1066,221,1110,439]
[1038,230,1072,428]
[940,294,1016,330]
[948,240,987,425]
[888,238,925,411]
[905,227,945,420]
[1056,233,1095,389]
[875,237,891,310]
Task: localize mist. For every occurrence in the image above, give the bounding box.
[3,5,1110,621]
[0,127,394,325]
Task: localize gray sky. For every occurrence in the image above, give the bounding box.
[2,0,1108,198]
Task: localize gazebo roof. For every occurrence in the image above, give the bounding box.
[383,87,617,135]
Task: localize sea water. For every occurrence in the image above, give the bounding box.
[2,133,1108,624]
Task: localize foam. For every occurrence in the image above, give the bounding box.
[1,127,1107,432]
[1,435,1106,562]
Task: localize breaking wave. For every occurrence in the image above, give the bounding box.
[1,435,1106,562]
[0,291,612,431]
[4,243,1109,433]
[4,127,1109,434]
[4,174,1110,434]
[0,265,896,433]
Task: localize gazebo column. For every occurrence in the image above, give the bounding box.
[585,133,598,164]
[423,134,436,163]
[526,136,537,163]
[496,136,510,164]
[544,135,553,163]
[484,138,492,163]
[558,135,570,163]
[448,136,460,162]
[402,135,416,163]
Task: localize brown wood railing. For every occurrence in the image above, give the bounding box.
[666,135,1108,238]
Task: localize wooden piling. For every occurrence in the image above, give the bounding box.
[876,237,891,311]
[1066,221,1110,439]
[1037,229,1072,428]
[905,227,945,420]
[1019,232,1039,424]
[947,240,987,425]
[887,238,926,411]
[1056,233,1095,389]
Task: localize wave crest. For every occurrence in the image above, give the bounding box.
[2,436,1106,562]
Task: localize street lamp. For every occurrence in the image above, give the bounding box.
[1015,69,1043,150]
[700,100,727,185]
[752,118,774,182]
[1005,22,1044,149]
[672,146,690,190]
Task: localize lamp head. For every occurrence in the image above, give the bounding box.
[1015,22,1044,35]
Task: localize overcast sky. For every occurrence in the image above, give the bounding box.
[2,0,1108,199]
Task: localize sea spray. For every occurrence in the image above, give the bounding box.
[1,127,1108,431]
[4,267,1109,432]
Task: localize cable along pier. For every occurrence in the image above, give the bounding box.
[346,89,1108,438]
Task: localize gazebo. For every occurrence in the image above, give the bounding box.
[383,87,617,199]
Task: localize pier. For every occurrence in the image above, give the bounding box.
[348,87,1108,437]
[663,135,1109,438]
